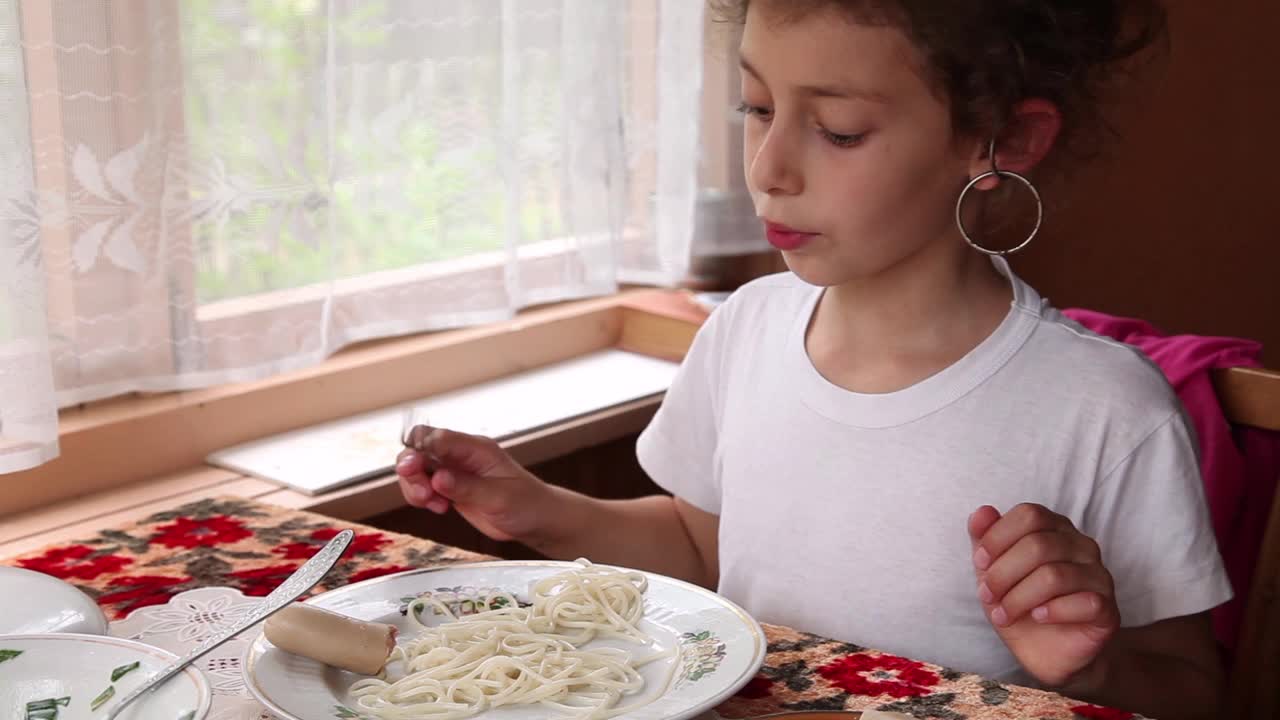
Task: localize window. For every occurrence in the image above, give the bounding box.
[0,0,709,473]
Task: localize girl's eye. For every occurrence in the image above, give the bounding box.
[735,101,773,120]
[735,101,865,148]
[821,129,866,148]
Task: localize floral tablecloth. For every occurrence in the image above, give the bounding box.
[1,497,1140,720]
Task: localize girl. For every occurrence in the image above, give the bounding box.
[395,2,1229,718]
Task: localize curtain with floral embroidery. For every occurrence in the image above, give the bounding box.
[0,0,705,474]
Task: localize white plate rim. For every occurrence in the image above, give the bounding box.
[243,559,767,720]
[2,632,213,719]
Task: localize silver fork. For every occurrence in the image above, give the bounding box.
[399,406,441,465]
[400,406,423,448]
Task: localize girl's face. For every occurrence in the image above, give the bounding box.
[740,5,984,287]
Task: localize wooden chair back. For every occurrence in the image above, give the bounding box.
[1217,366,1280,720]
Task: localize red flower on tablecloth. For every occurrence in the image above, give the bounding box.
[17,544,132,581]
[735,675,775,699]
[97,574,192,618]
[1071,704,1136,720]
[274,527,392,560]
[151,515,252,549]
[228,563,300,596]
[817,652,940,699]
[347,565,416,584]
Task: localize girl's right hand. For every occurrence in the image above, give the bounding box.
[395,426,551,543]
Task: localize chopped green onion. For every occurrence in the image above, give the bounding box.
[25,696,71,720]
[177,711,196,720]
[111,661,141,682]
[90,685,116,712]
[0,648,23,664]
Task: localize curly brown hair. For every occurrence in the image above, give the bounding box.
[713,0,1168,164]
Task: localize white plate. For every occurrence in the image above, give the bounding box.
[0,633,211,720]
[244,560,766,720]
[0,567,109,635]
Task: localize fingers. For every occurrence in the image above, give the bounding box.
[395,452,517,518]
[404,426,511,477]
[970,504,1116,629]
[979,530,1101,601]
[972,503,1069,571]
[396,447,449,514]
[397,426,516,515]
[1031,591,1117,628]
[397,472,450,515]
[402,424,432,451]
[428,467,516,518]
[396,449,423,474]
[968,505,1001,547]
[989,562,1115,627]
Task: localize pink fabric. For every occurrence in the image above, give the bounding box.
[1062,309,1279,658]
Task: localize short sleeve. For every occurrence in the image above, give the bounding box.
[634,302,732,515]
[1085,410,1234,627]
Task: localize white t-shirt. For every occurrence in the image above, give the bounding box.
[636,259,1232,684]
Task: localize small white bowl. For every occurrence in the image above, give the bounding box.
[0,634,211,720]
[0,567,110,635]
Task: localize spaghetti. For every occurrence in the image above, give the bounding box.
[349,560,676,720]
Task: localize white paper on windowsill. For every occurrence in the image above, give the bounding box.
[206,349,680,495]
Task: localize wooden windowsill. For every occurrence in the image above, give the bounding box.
[0,289,713,557]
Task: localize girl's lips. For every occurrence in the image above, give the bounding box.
[763,221,817,251]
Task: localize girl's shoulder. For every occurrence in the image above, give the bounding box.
[1021,306,1183,421]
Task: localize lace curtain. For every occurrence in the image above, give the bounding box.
[0,0,705,474]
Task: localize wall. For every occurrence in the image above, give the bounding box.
[1012,0,1279,363]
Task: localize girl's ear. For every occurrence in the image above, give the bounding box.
[969,99,1062,190]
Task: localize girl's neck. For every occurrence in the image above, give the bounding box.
[805,237,1014,394]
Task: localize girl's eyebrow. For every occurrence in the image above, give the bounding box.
[739,53,888,104]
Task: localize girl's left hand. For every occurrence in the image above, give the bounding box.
[968,503,1120,689]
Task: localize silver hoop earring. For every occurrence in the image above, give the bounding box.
[956,140,1044,257]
